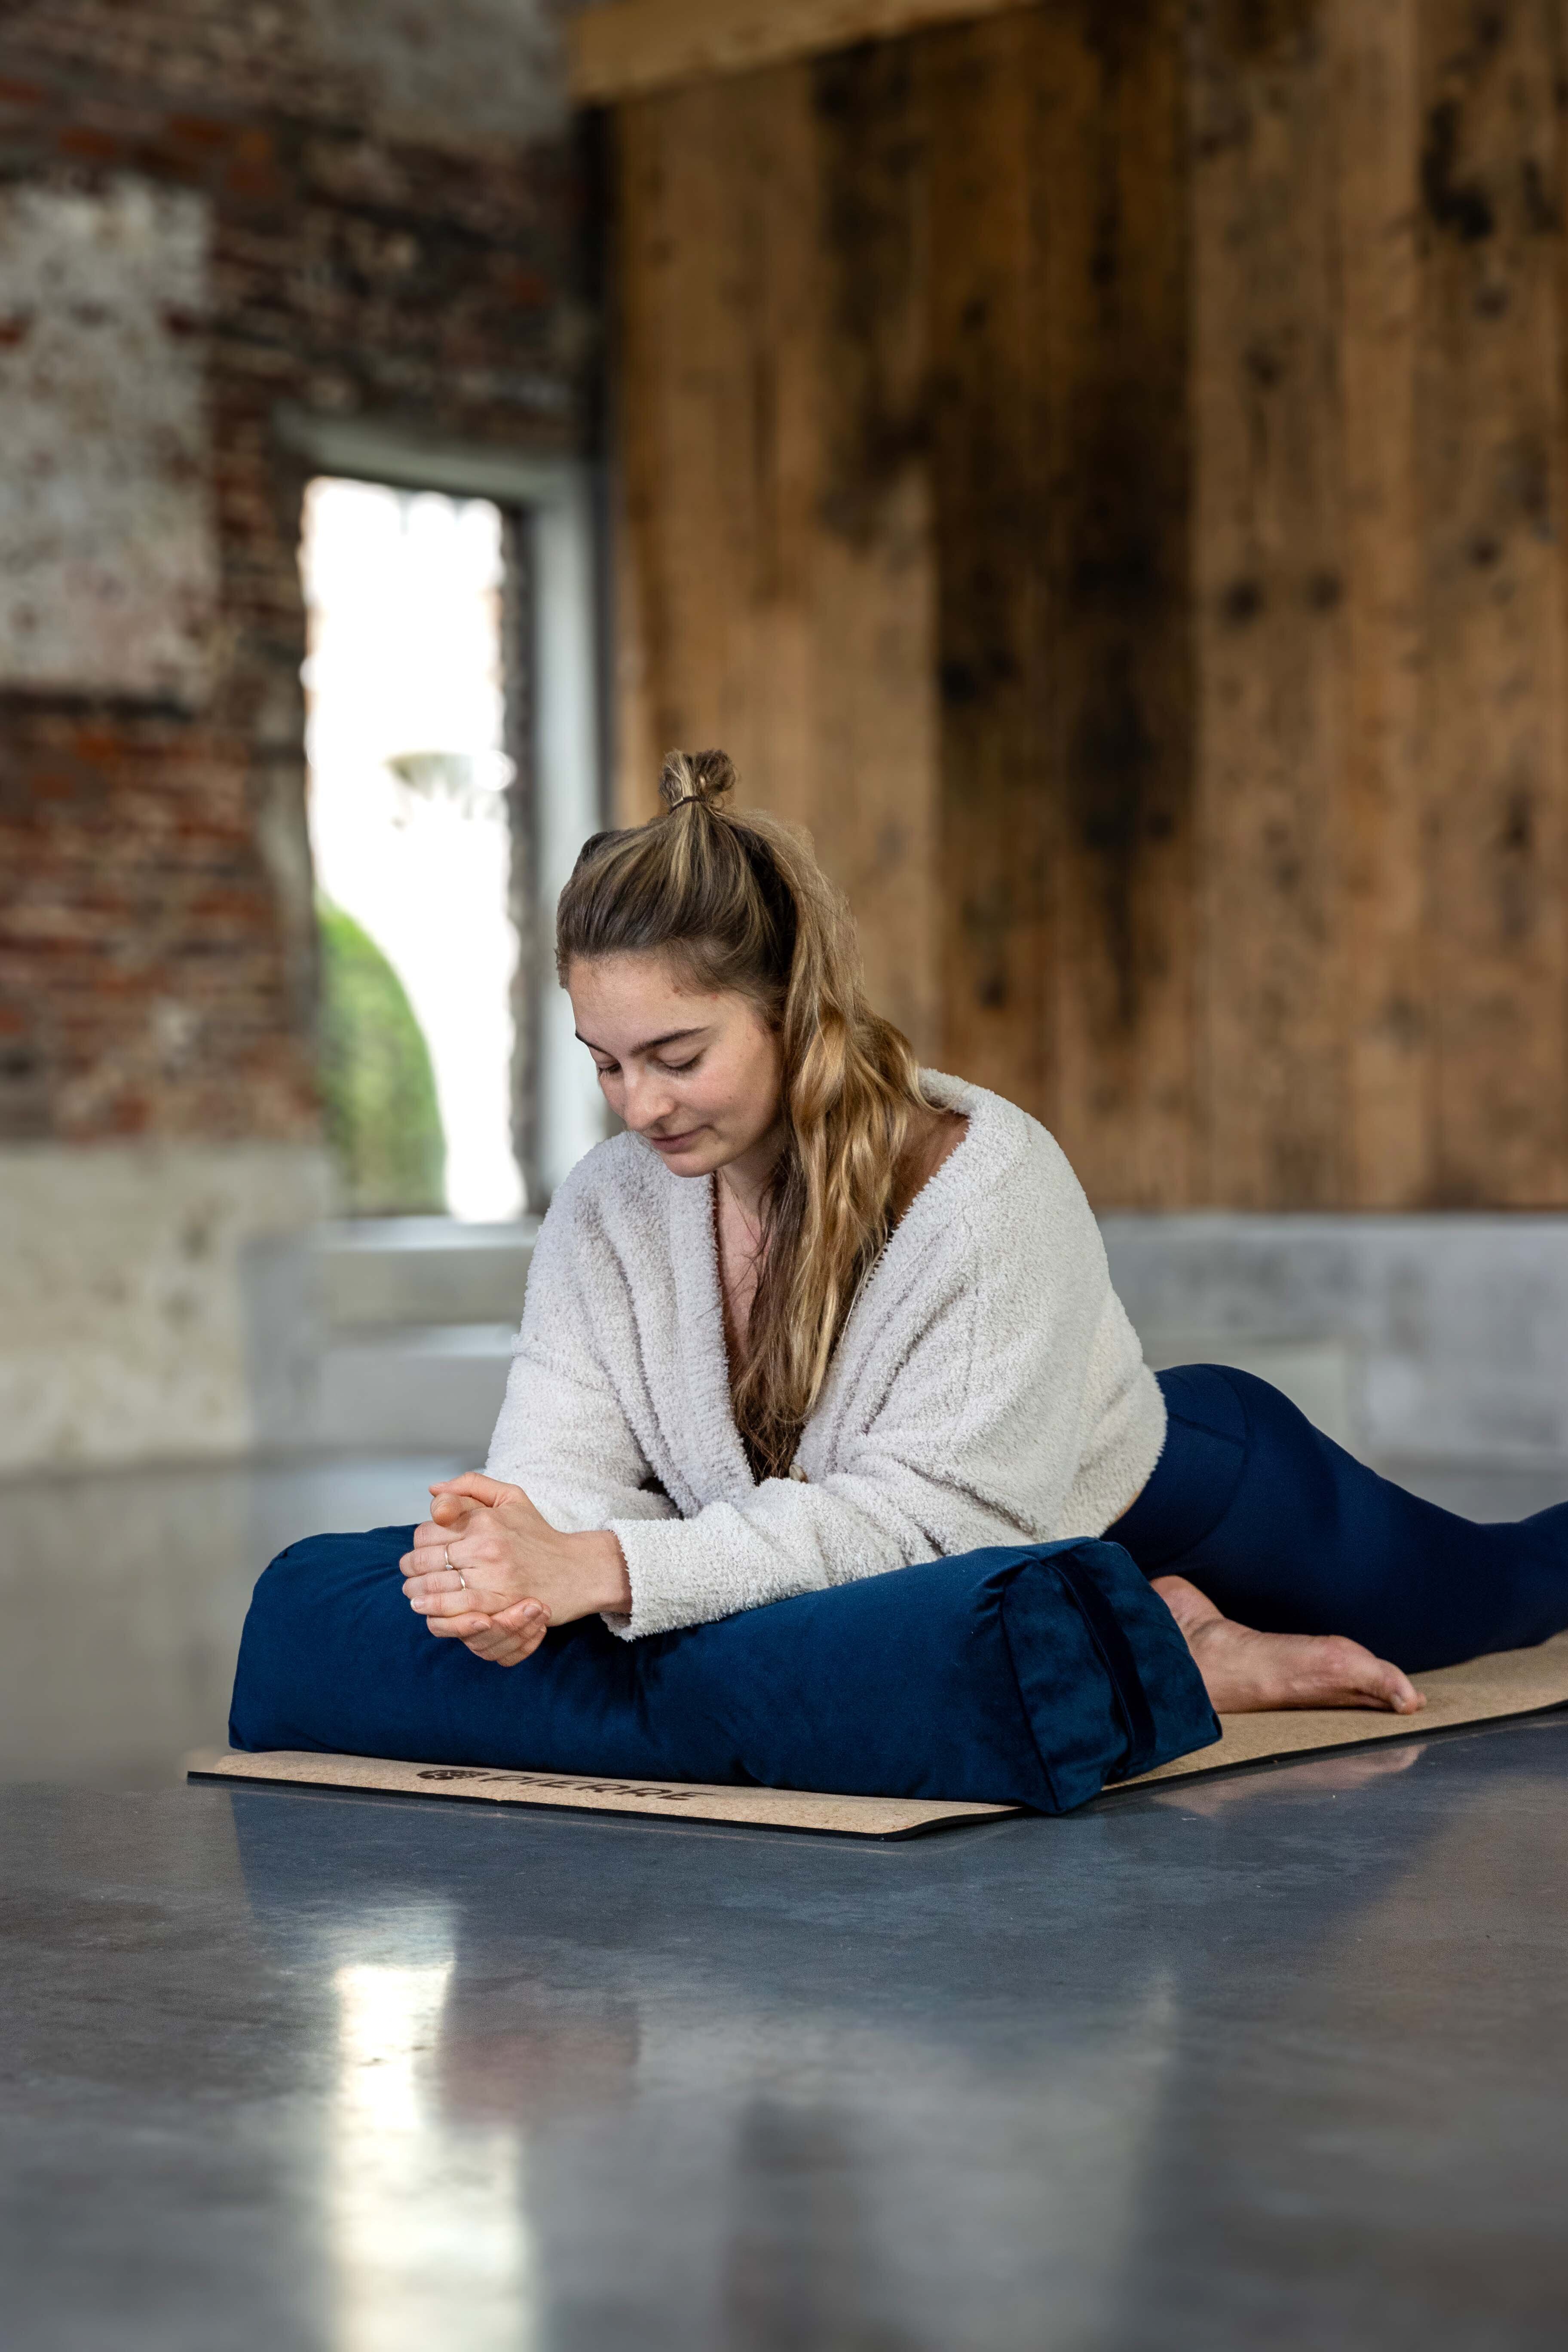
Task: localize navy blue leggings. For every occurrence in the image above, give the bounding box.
[1106,1365,1568,1673]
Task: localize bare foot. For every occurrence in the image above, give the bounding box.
[1152,1574,1426,1717]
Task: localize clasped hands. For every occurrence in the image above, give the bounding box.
[400,1473,631,1667]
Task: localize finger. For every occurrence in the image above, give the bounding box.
[410,1518,470,1555]
[426,1610,495,1640]
[470,1626,545,1666]
[429,1470,517,1510]
[491,1598,550,1634]
[409,1583,490,1620]
[477,1640,528,1667]
[429,1490,481,1529]
[462,1627,525,1664]
[404,1529,484,1579]
[461,1625,512,1654]
[401,1571,466,1602]
[462,1612,546,1664]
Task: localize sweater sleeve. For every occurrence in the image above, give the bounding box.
[484,1187,679,1537]
[606,1169,1115,1639]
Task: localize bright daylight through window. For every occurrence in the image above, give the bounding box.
[301,476,523,1222]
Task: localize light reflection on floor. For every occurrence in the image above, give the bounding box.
[331,1954,537,2352]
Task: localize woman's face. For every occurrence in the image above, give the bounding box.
[567,950,785,1181]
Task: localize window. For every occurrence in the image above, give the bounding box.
[301,477,521,1220]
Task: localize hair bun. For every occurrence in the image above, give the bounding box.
[659,747,737,814]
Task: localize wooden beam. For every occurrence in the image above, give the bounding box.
[570,0,1028,104]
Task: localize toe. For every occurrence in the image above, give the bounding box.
[1330,1637,1423,1713]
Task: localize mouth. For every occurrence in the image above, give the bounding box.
[646,1128,703,1153]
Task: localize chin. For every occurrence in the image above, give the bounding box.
[643,1133,720,1173]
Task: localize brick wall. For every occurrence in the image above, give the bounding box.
[0,0,591,1145]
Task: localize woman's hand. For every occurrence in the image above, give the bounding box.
[400,1473,631,1667]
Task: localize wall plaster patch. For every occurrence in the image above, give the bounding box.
[0,178,218,703]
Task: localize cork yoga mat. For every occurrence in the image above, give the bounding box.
[187,1629,1568,1836]
[185,1749,1018,1839]
[1118,1626,1568,1792]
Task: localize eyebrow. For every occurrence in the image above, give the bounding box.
[575,1024,708,1058]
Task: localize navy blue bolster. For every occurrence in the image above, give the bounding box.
[230,1526,1220,1814]
[1049,1549,1160,1780]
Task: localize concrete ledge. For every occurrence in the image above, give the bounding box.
[319,1324,515,1454]
[1102,1213,1568,1465]
[318,1216,536,1329]
[0,1142,332,1473]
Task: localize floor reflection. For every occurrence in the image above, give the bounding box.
[331,1954,537,2352]
[1088,1727,1568,2347]
[1148,1739,1426,1820]
[211,1721,1568,2352]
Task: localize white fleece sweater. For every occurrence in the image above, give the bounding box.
[486,1071,1167,1640]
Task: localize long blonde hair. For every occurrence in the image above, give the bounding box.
[556,750,930,1480]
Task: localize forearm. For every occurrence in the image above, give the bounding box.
[611,1486,926,1637]
[606,1473,1010,1640]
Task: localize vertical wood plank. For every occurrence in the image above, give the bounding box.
[1419,0,1568,1204]
[1033,0,1197,1202]
[1333,0,1431,1206]
[612,55,940,1049]
[614,79,753,816]
[610,95,668,821]
[735,60,821,840]
[924,9,1052,1108]
[802,41,940,1053]
[1189,0,1348,1209]
[615,67,821,822]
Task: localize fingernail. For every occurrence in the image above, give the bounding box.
[521,1603,542,1622]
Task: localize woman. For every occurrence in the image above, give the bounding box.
[401,751,1568,1717]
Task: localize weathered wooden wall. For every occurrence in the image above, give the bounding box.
[610,0,1568,1209]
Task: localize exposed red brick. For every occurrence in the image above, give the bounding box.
[0,3,588,1147]
[55,121,122,158]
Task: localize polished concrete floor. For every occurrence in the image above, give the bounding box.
[4,1452,1568,2348]
[5,1721,1568,2350]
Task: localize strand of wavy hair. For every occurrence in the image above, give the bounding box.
[703,804,927,1481]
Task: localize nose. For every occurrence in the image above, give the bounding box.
[620,1066,680,1134]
